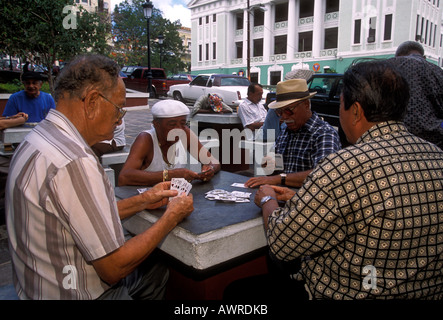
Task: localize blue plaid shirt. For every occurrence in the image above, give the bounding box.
[274,112,341,173]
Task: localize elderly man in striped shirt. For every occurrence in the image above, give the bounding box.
[5,54,194,300]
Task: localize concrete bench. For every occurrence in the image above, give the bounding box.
[104,167,116,188]
[100,145,131,166]
[100,145,131,187]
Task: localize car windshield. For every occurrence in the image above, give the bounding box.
[220,77,250,86]
[309,77,335,95]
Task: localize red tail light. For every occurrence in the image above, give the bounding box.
[237,91,241,100]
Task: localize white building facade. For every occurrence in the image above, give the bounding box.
[188,0,443,85]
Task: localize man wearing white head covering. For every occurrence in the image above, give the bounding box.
[119,100,221,186]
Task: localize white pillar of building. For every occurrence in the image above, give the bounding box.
[243,8,249,66]
[263,3,272,63]
[226,11,234,65]
[312,0,323,58]
[287,0,297,59]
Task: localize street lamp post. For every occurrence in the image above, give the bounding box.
[247,0,251,81]
[143,1,153,97]
[157,34,164,69]
[246,2,266,81]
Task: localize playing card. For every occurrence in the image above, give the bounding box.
[137,187,149,194]
[170,178,192,199]
[231,183,247,188]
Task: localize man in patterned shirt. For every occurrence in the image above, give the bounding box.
[245,79,341,188]
[6,54,194,300]
[255,60,443,299]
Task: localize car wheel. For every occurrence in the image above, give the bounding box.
[173,91,184,102]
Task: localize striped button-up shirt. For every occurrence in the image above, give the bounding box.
[6,109,125,300]
[274,112,341,173]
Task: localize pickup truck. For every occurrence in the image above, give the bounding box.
[123,67,192,98]
[167,74,256,107]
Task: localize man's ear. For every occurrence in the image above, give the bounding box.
[351,102,364,125]
[83,91,100,120]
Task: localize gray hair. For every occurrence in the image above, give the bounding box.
[54,54,120,102]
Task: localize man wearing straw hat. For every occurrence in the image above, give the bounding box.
[245,78,341,188]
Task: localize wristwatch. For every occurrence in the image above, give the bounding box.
[260,195,276,207]
[280,173,287,186]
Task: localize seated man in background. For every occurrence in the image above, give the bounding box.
[6,54,194,300]
[119,100,221,186]
[237,83,267,140]
[253,60,443,300]
[3,71,55,122]
[245,79,341,188]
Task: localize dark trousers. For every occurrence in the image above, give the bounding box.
[223,254,309,301]
[97,251,169,300]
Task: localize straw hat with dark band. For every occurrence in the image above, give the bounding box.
[268,79,316,110]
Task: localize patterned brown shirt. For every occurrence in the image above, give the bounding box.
[268,121,443,299]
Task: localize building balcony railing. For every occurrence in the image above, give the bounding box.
[270,54,287,62]
[320,49,337,57]
[294,51,312,59]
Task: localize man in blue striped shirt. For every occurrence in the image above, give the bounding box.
[245,79,341,188]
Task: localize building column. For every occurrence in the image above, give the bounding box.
[287,0,297,59]
[226,11,234,65]
[312,0,324,58]
[263,3,272,63]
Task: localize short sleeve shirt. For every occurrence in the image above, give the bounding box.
[3,90,56,122]
[6,109,125,300]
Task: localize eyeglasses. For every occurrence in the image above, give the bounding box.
[98,93,126,121]
[275,101,302,117]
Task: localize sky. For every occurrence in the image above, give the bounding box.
[110,0,192,28]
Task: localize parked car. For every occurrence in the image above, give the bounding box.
[168,74,196,82]
[0,59,19,71]
[123,67,192,98]
[168,74,263,107]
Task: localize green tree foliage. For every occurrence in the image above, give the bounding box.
[0,0,111,94]
[112,0,187,75]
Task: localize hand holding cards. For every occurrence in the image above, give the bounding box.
[170,178,192,198]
